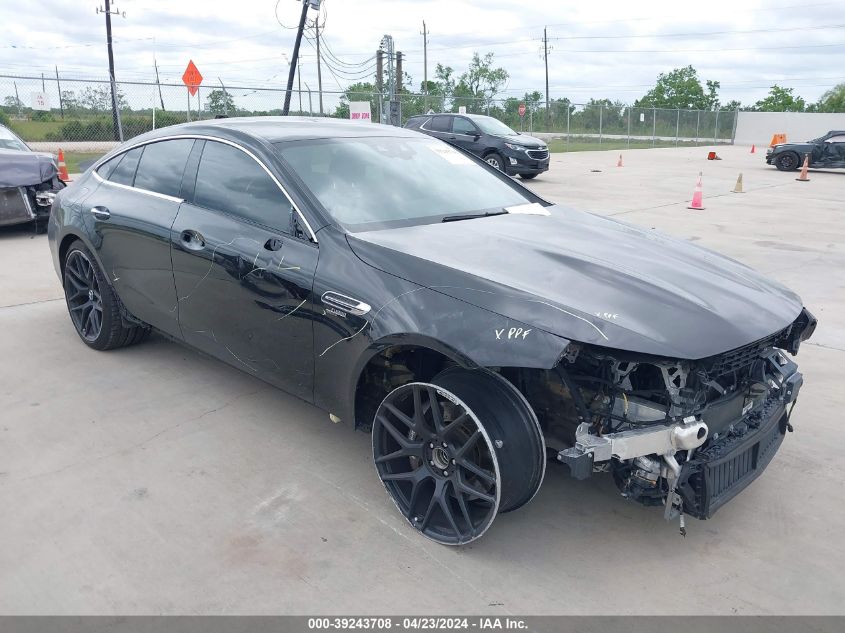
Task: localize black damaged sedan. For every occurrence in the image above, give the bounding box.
[49,117,816,545]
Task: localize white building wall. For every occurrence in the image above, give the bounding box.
[734,111,845,146]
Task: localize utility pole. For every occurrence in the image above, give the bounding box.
[55,66,64,119]
[376,48,384,124]
[543,27,550,128]
[97,0,124,141]
[154,56,165,110]
[421,20,428,112]
[314,17,324,115]
[282,0,313,116]
[297,58,302,114]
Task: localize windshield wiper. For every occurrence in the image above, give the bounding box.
[441,210,508,223]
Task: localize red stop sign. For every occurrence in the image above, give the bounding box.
[518,103,526,117]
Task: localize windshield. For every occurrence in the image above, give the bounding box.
[275,136,533,231]
[473,117,517,136]
[0,125,29,152]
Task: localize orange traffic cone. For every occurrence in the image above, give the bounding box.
[796,154,810,182]
[706,151,722,161]
[616,154,623,167]
[732,173,745,193]
[57,149,71,182]
[687,172,705,210]
[750,144,756,154]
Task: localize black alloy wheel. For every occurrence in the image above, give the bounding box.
[373,370,545,545]
[62,241,149,350]
[64,249,104,342]
[775,152,800,171]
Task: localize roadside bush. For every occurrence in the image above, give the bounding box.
[31,111,54,122]
[44,113,185,142]
[0,110,10,127]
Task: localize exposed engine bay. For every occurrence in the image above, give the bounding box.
[511,307,817,534]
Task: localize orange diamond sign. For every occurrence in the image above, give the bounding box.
[182,60,203,96]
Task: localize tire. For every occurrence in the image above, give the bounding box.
[485,152,505,172]
[775,152,800,171]
[520,173,538,180]
[372,368,545,545]
[63,240,149,351]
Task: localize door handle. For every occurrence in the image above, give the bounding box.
[180,229,206,251]
[448,136,457,140]
[89,206,110,220]
[264,237,284,251]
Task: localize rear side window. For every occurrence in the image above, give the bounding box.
[108,146,144,187]
[193,141,291,232]
[134,139,195,198]
[427,116,451,132]
[405,117,428,129]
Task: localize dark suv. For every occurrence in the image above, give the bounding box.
[406,113,550,179]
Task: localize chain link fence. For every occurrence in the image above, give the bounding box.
[1,73,737,158]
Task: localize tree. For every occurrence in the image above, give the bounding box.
[452,53,509,113]
[205,89,236,116]
[752,85,806,112]
[723,99,742,111]
[3,95,22,111]
[814,83,845,113]
[635,65,720,110]
[334,81,378,119]
[79,85,127,111]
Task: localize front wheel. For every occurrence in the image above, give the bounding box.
[372,369,545,545]
[485,152,505,172]
[520,173,538,180]
[775,152,800,171]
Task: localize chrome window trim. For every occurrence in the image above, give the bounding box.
[92,169,184,203]
[92,134,319,243]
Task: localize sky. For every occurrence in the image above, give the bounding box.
[2,0,844,112]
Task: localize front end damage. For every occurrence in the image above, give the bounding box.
[512,308,817,533]
[0,150,65,230]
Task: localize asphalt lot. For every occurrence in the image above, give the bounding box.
[1,145,843,615]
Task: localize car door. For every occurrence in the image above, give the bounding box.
[170,139,319,401]
[449,116,485,157]
[823,134,845,166]
[89,139,195,339]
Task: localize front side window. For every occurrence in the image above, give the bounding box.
[193,141,291,232]
[134,139,195,198]
[824,135,845,143]
[0,125,29,152]
[452,117,478,135]
[108,146,144,187]
[275,136,535,232]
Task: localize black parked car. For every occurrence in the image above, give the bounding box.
[405,113,549,179]
[49,117,815,545]
[766,130,845,171]
[0,123,65,231]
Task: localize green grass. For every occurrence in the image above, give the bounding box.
[63,152,105,174]
[8,120,65,141]
[547,138,725,153]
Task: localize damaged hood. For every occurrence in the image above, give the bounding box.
[0,149,59,188]
[347,206,804,359]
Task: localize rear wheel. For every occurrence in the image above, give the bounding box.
[372,368,545,545]
[775,152,800,171]
[63,241,149,350]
